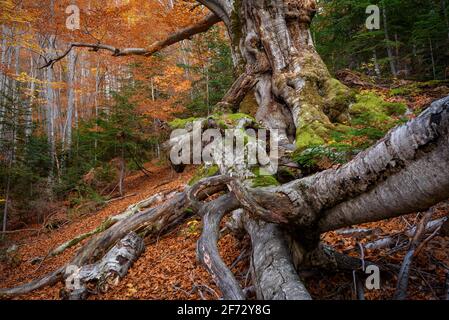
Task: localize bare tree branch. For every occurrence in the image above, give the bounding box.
[40,13,220,68]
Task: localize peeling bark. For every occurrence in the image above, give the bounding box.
[60,232,144,300]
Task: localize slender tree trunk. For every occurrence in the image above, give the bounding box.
[45,0,57,180]
[94,61,100,164]
[25,54,36,140]
[46,48,56,175]
[442,0,449,41]
[373,49,381,77]
[11,42,20,162]
[11,39,20,100]
[382,4,397,76]
[1,173,11,239]
[65,49,77,151]
[0,26,11,140]
[0,25,9,109]
[205,62,210,115]
[2,141,13,239]
[429,38,437,80]
[395,33,400,72]
[119,146,125,196]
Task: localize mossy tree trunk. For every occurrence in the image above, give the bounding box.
[203,0,352,149]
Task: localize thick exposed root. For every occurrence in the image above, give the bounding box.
[196,193,245,300]
[0,267,65,297]
[242,214,312,300]
[192,176,312,300]
[60,232,145,300]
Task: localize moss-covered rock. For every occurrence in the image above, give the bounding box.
[250,167,280,188]
[188,165,220,186]
[168,117,202,130]
[169,113,255,131]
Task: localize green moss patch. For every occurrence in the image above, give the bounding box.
[188,165,220,186]
[250,167,280,188]
[292,90,408,172]
[168,117,201,130]
[169,113,255,131]
[389,80,449,97]
[324,78,355,122]
[350,92,407,129]
[295,125,326,150]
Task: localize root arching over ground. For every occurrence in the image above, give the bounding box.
[2,0,449,300]
[1,95,449,300]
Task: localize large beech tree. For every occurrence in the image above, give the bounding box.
[2,0,449,300]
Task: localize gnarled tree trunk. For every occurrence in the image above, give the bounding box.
[202,0,351,150]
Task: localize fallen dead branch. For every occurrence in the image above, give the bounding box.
[394,210,434,300]
[48,192,173,257]
[0,191,190,297]
[60,232,144,300]
[364,217,447,251]
[105,193,138,204]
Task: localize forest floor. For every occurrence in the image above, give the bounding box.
[1,79,449,300]
[1,161,448,300]
[0,162,250,300]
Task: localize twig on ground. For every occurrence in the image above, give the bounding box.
[414,225,442,258]
[0,228,40,234]
[393,210,434,300]
[105,193,137,204]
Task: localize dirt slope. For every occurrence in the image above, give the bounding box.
[0,163,248,300]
